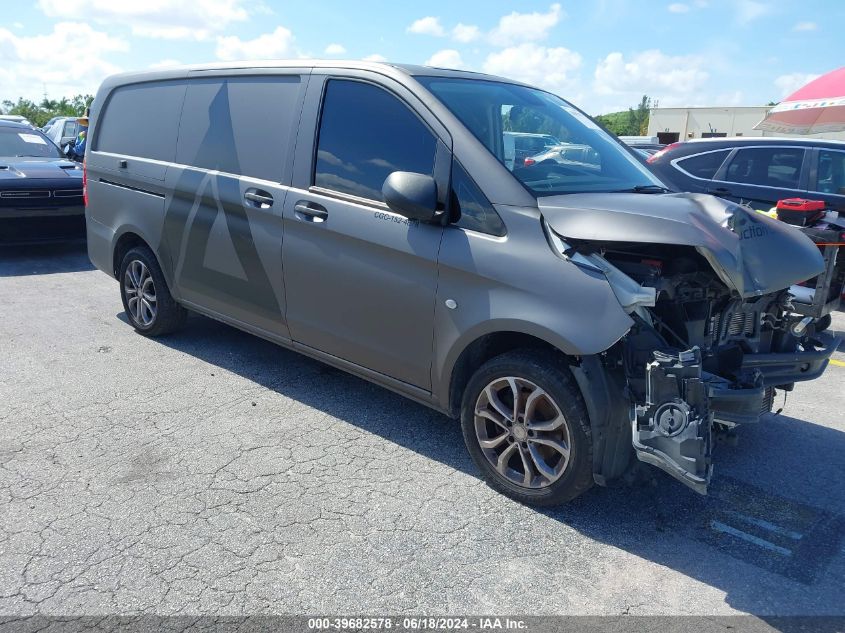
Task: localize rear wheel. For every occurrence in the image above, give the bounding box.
[460,350,594,506]
[119,246,186,337]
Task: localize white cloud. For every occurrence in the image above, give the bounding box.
[792,21,817,31]
[324,43,346,55]
[774,72,820,98]
[593,49,709,108]
[667,3,690,13]
[362,54,387,62]
[12,22,23,29]
[735,0,770,25]
[483,43,581,94]
[714,90,745,106]
[37,0,250,40]
[452,23,480,43]
[426,49,464,70]
[407,16,445,37]
[215,26,294,60]
[0,22,127,101]
[148,59,181,69]
[488,4,564,46]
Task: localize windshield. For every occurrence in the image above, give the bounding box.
[418,77,663,196]
[0,127,62,158]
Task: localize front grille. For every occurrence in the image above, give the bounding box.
[0,190,50,199]
[52,189,83,198]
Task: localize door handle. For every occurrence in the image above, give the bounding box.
[244,189,274,208]
[708,187,732,196]
[294,201,328,222]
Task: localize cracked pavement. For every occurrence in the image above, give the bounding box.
[1,242,844,616]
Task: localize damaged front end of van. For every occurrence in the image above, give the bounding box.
[541,192,840,494]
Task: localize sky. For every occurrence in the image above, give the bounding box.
[1,0,842,115]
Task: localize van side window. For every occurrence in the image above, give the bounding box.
[314,80,436,202]
[676,150,730,179]
[176,76,302,182]
[723,147,805,189]
[95,81,184,162]
[451,161,506,236]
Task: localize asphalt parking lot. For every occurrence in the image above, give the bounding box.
[1,241,844,617]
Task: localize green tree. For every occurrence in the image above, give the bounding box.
[1,98,46,127]
[594,95,652,136]
[503,106,572,142]
[1,94,94,128]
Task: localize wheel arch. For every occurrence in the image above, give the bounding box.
[443,328,634,487]
[442,325,585,419]
[111,227,173,290]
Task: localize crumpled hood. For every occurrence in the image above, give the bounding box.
[0,158,81,181]
[539,192,824,298]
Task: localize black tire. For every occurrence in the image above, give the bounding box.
[118,245,186,337]
[460,350,594,506]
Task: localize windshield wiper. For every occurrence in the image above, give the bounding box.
[614,184,672,194]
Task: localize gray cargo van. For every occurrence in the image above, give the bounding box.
[85,61,839,505]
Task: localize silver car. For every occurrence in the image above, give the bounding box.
[44,116,81,152]
[84,61,839,505]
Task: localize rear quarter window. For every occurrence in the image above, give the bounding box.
[94,80,185,162]
[675,149,730,179]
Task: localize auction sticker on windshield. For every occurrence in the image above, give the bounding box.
[19,133,47,145]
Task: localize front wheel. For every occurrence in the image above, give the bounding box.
[460,350,594,506]
[119,246,186,337]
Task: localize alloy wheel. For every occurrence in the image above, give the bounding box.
[474,376,572,489]
[124,259,157,327]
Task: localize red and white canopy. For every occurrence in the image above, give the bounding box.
[755,66,845,135]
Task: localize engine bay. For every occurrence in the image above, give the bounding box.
[546,225,840,494]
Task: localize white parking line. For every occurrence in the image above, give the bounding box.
[710,520,794,556]
[725,511,804,540]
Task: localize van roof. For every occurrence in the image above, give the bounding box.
[97,59,530,91]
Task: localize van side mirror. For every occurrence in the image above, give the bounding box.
[382,171,438,223]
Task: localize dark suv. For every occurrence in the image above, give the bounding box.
[647,137,845,211]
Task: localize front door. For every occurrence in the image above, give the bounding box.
[283,77,449,389]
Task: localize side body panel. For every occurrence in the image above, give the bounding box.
[160,71,309,340]
[430,206,634,411]
[86,74,189,279]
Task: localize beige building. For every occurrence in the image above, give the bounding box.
[647,106,845,143]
